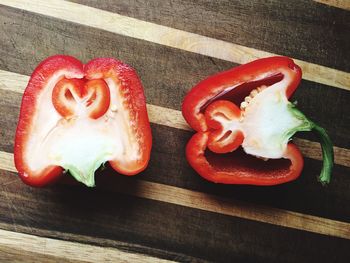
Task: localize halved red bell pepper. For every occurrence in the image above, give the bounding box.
[182,56,333,185]
[14,55,152,187]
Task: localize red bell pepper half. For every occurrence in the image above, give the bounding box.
[14,55,152,187]
[182,56,333,185]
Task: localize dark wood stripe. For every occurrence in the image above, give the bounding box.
[0,169,350,262]
[69,0,350,72]
[0,5,349,148]
[292,79,350,149]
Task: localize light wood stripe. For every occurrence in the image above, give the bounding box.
[1,0,349,91]
[1,69,349,167]
[0,151,16,173]
[0,228,174,262]
[314,0,350,10]
[293,137,349,167]
[1,151,349,240]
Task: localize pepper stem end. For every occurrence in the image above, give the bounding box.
[67,167,96,187]
[312,123,334,185]
[289,104,334,185]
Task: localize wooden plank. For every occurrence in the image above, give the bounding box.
[1,0,349,91]
[1,151,350,240]
[293,137,350,167]
[0,228,174,263]
[0,216,202,263]
[0,1,348,262]
[0,169,350,262]
[0,246,81,263]
[0,4,350,225]
[1,69,348,167]
[314,0,350,10]
[70,0,350,72]
[0,152,15,173]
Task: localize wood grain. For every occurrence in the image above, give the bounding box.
[0,152,15,173]
[0,228,174,263]
[0,246,81,263]
[0,213,202,263]
[0,1,349,261]
[1,69,348,167]
[314,0,350,10]
[2,169,350,263]
[71,0,350,72]
[1,0,349,91]
[0,4,350,222]
[1,151,350,240]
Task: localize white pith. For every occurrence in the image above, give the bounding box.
[240,77,302,159]
[25,73,140,186]
[211,73,303,159]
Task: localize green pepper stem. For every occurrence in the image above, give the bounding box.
[311,123,334,185]
[66,166,96,187]
[289,104,334,185]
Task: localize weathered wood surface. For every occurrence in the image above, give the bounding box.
[0,0,349,262]
[70,0,350,72]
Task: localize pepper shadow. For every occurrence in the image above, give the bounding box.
[36,165,147,239]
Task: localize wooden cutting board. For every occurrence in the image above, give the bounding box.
[0,0,349,262]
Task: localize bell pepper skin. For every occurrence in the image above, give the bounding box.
[182,57,333,186]
[14,55,152,187]
[186,132,304,185]
[183,57,301,132]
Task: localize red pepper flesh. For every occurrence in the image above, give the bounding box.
[14,55,152,187]
[182,56,333,185]
[204,100,244,154]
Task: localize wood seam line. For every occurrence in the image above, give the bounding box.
[0,0,349,90]
[1,151,350,240]
[0,69,349,167]
[0,228,174,263]
[314,0,350,10]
